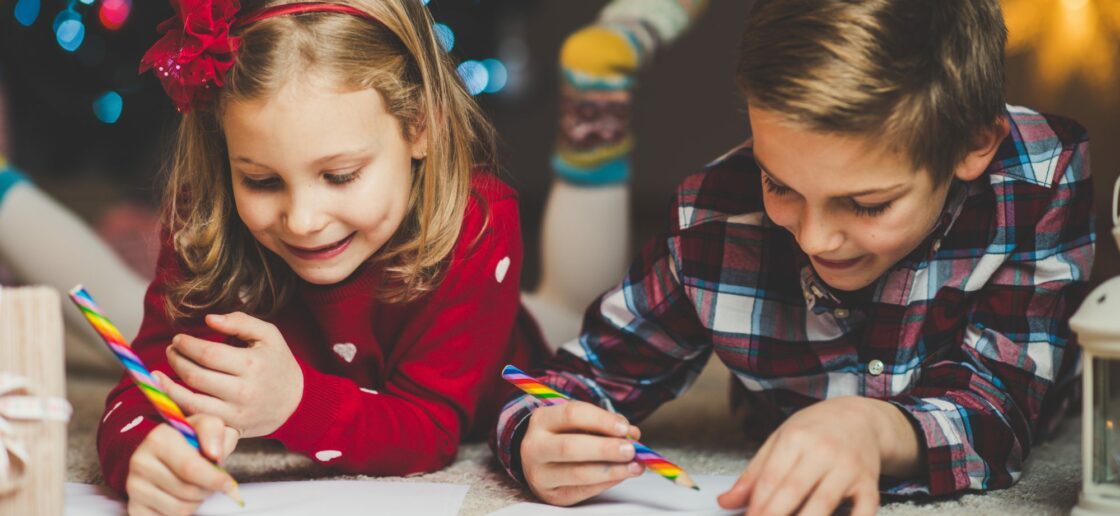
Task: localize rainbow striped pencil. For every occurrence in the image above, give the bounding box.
[502,365,698,490]
[68,286,244,507]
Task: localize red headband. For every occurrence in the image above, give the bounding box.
[139,1,380,113]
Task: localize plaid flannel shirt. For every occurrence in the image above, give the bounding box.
[495,105,1095,496]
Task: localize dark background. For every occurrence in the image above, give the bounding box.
[1,0,1116,288]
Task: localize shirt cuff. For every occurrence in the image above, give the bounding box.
[496,393,540,485]
[886,396,975,496]
[265,358,351,453]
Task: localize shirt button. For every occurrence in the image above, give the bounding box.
[931,239,942,253]
[834,308,850,319]
[868,359,885,376]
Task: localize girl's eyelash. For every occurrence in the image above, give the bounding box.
[325,170,360,185]
[764,173,893,217]
[242,176,281,191]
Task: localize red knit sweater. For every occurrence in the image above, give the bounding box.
[97,174,544,494]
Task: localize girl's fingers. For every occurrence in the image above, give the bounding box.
[129,449,211,503]
[170,334,248,375]
[126,476,198,516]
[538,433,636,464]
[537,461,643,491]
[154,371,231,422]
[205,312,281,344]
[164,347,241,400]
[155,428,234,493]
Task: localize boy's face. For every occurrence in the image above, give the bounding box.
[749,106,952,292]
[223,76,426,286]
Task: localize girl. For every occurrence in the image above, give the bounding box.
[97,1,543,514]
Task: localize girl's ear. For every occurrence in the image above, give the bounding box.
[409,120,429,160]
[953,115,1010,182]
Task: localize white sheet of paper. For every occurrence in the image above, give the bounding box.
[66,479,468,516]
[488,474,742,515]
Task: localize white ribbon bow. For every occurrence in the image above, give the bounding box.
[0,373,72,496]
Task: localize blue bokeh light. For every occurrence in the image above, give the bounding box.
[53,9,85,52]
[456,60,488,96]
[93,91,123,124]
[14,0,40,26]
[433,23,455,52]
[481,59,508,93]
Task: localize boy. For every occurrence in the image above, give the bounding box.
[495,1,1095,515]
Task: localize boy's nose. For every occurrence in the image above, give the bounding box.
[795,206,843,257]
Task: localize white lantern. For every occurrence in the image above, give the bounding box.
[1071,176,1120,515]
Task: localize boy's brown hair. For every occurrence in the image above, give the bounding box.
[737,0,1008,185]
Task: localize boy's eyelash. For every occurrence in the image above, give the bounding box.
[764,174,893,217]
[850,200,893,217]
[762,175,792,195]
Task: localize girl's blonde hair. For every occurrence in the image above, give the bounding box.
[162,0,497,321]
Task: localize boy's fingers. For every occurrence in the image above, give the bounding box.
[170,334,247,375]
[538,434,636,464]
[720,439,773,509]
[548,479,628,507]
[535,402,630,437]
[540,461,643,491]
[746,438,804,515]
[850,481,881,516]
[796,468,859,516]
[751,457,826,516]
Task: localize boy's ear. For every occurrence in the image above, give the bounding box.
[954,115,1010,182]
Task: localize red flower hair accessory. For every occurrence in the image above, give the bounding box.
[140,1,379,113]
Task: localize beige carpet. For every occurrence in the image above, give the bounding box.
[65,360,1083,515]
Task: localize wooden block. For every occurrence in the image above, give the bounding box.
[0,287,67,516]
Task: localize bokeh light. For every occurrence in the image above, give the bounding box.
[53,10,85,53]
[481,58,508,93]
[14,0,41,27]
[99,0,132,31]
[457,60,488,96]
[93,91,123,124]
[433,22,455,52]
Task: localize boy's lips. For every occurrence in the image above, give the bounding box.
[284,232,356,261]
[812,255,865,270]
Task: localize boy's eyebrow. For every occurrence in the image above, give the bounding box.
[754,155,908,198]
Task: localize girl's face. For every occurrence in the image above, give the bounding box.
[223,78,426,285]
[749,106,951,292]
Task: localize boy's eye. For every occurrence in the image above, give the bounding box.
[762,175,792,196]
[850,200,893,217]
[242,175,282,191]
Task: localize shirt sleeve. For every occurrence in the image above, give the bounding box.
[266,195,528,475]
[885,137,1095,496]
[96,234,227,495]
[494,189,714,484]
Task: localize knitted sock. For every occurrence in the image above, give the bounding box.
[552,0,708,186]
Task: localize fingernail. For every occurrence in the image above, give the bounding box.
[619,443,634,459]
[211,314,226,323]
[614,422,628,436]
[628,462,643,476]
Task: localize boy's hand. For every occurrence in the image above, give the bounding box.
[717,397,887,516]
[521,401,645,506]
[154,312,304,438]
[126,414,238,516]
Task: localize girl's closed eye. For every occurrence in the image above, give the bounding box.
[242,174,282,191]
[324,169,361,185]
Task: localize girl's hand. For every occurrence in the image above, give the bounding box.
[521,401,645,506]
[717,397,888,516]
[126,414,238,516]
[154,312,304,438]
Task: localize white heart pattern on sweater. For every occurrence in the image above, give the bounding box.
[120,416,143,433]
[333,342,357,363]
[315,450,342,462]
[495,256,511,284]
